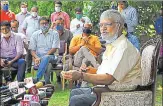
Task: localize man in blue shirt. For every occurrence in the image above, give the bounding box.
[154,8,163,36]
[29,17,60,84]
[124,23,140,51]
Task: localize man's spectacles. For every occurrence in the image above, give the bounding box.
[1,27,10,31]
[40,23,48,26]
[98,22,118,27]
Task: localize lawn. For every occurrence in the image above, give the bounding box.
[26,72,162,106]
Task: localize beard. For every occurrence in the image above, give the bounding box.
[101,32,118,44]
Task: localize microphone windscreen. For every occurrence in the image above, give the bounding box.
[35,81,45,89]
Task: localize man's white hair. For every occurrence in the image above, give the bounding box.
[100,9,125,27]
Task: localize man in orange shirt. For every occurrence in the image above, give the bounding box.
[69,23,102,69]
[1,1,15,22]
[51,1,70,30]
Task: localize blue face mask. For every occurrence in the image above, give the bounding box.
[2,5,9,11]
[56,25,63,31]
[40,25,49,33]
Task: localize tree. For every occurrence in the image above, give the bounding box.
[9,1,162,37]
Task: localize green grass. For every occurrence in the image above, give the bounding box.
[156,74,162,106]
[26,72,162,106]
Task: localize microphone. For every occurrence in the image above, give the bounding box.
[2,81,46,103]
[0,82,26,91]
[15,81,46,99]
[0,82,26,94]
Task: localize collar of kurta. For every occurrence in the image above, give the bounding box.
[106,34,126,47]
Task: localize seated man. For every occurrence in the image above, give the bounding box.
[0,21,25,82]
[29,16,60,84]
[69,23,102,69]
[51,17,73,83]
[62,10,142,106]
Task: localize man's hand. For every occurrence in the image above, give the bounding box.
[82,36,89,44]
[34,58,41,66]
[76,24,80,28]
[80,64,89,72]
[80,18,85,23]
[61,70,82,81]
[50,22,56,29]
[5,61,13,67]
[80,39,86,47]
[0,59,5,67]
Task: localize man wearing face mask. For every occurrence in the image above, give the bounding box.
[118,1,138,35]
[0,21,26,82]
[51,17,73,84]
[62,10,141,106]
[51,1,70,30]
[22,6,40,73]
[16,2,30,34]
[69,23,102,70]
[1,1,15,22]
[70,7,91,36]
[29,17,60,84]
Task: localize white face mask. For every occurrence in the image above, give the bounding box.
[31,12,37,17]
[1,31,11,38]
[55,7,61,12]
[101,24,120,44]
[21,8,27,13]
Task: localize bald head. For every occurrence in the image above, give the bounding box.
[10,20,19,33]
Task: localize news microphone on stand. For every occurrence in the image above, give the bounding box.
[0,82,26,94]
[2,81,45,104]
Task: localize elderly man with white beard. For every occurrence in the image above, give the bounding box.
[62,9,142,106]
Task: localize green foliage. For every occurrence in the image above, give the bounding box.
[9,1,162,37]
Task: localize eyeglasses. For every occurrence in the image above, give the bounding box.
[98,22,118,28]
[1,27,10,31]
[40,23,48,26]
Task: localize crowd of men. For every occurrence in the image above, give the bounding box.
[0,1,162,106]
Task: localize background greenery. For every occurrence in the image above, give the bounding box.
[9,1,162,37]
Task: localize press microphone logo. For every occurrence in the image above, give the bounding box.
[29,85,38,95]
[20,100,30,106]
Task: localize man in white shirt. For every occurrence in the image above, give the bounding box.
[70,7,91,36]
[118,1,138,34]
[62,9,142,106]
[16,2,30,34]
[22,6,40,73]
